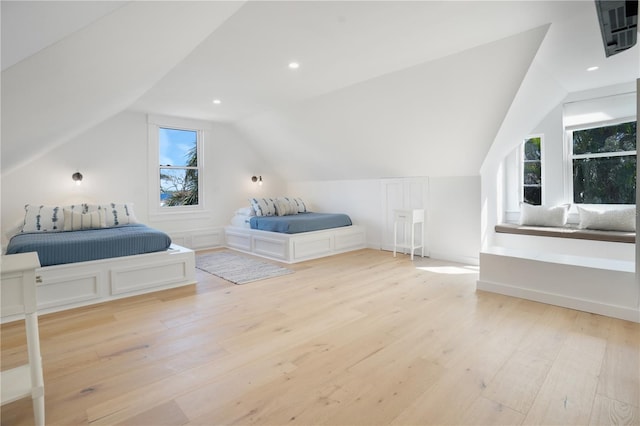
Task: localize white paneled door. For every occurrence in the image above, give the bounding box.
[380,177,428,254]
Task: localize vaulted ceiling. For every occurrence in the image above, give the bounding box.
[2,1,637,180]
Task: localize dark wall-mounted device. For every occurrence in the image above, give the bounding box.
[595,0,638,57]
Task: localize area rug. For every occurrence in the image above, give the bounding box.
[196,251,294,284]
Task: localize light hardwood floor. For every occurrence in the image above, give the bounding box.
[1,249,639,425]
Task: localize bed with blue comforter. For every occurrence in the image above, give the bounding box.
[249,212,352,234]
[6,224,172,267]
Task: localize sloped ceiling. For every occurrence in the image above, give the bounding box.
[1,1,244,174]
[1,1,128,71]
[1,1,637,180]
[235,25,550,180]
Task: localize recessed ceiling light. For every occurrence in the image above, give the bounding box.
[212,99,221,104]
[587,66,599,71]
[288,62,300,69]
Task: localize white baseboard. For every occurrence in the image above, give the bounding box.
[477,279,640,323]
[378,244,478,266]
[428,251,479,266]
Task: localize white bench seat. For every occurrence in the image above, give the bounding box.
[479,225,638,323]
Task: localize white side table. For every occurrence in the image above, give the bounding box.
[393,209,424,260]
[1,252,45,426]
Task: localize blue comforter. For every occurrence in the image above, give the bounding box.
[249,212,352,234]
[6,224,172,267]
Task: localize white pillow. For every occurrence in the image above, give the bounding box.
[519,203,569,227]
[274,198,289,216]
[21,204,65,232]
[249,198,277,217]
[90,203,137,227]
[235,207,256,216]
[276,197,299,216]
[578,206,636,232]
[63,209,106,231]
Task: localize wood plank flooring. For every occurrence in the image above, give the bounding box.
[2,249,639,425]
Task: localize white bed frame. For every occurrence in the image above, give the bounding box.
[224,225,367,263]
[4,223,365,321]
[2,244,196,323]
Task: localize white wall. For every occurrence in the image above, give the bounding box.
[534,104,566,207]
[2,111,150,233]
[287,179,383,247]
[480,62,568,249]
[1,110,286,248]
[288,176,480,265]
[428,176,480,265]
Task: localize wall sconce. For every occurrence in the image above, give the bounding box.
[72,172,83,186]
[251,175,263,186]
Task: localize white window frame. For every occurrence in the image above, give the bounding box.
[520,135,544,205]
[564,116,636,209]
[147,115,211,221]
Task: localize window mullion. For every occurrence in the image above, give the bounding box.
[160,166,198,170]
[572,150,636,160]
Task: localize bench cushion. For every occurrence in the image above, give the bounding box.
[495,223,635,244]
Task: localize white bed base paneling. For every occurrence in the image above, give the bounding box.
[2,244,196,323]
[169,227,224,250]
[224,225,366,263]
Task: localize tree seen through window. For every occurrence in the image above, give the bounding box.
[572,121,636,204]
[523,137,542,205]
[159,128,199,207]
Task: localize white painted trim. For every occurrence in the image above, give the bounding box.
[478,250,639,323]
[520,134,545,205]
[147,114,214,131]
[563,115,637,206]
[147,114,210,217]
[429,251,479,266]
[483,244,634,271]
[149,210,213,222]
[564,115,636,132]
[477,279,640,323]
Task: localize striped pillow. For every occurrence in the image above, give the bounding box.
[21,204,64,232]
[293,198,308,213]
[249,198,277,217]
[276,197,299,215]
[91,203,138,227]
[63,209,106,231]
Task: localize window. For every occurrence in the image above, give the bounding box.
[147,115,210,219]
[158,127,200,208]
[522,137,542,205]
[570,121,636,204]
